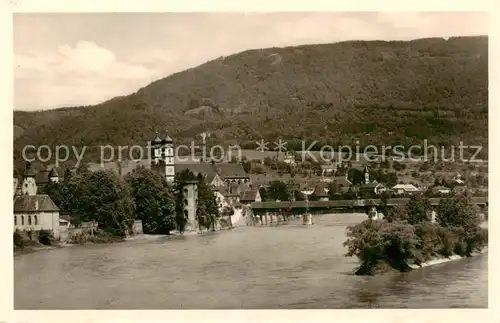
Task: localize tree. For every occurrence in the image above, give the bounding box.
[385,204,406,223]
[327,181,340,198]
[267,180,291,201]
[259,186,270,201]
[64,170,135,236]
[344,220,419,275]
[348,168,364,185]
[38,181,64,209]
[63,168,72,182]
[437,195,480,229]
[406,194,432,224]
[242,160,252,173]
[125,166,176,234]
[196,173,220,231]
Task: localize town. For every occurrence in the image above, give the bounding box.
[13,130,488,246]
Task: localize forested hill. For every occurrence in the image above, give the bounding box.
[14,36,488,162]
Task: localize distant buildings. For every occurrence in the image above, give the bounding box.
[148,131,253,230]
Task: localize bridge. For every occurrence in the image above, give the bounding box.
[250,197,488,225]
[251,197,488,213]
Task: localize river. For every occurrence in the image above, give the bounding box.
[14,213,488,309]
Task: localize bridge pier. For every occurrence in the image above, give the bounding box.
[431,210,437,223]
[303,213,312,225]
[368,206,377,220]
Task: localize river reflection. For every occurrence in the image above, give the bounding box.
[14,213,487,309]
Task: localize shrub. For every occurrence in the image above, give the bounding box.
[38,230,54,245]
[344,220,419,275]
[13,230,24,249]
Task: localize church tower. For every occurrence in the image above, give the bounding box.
[363,165,370,184]
[22,162,37,196]
[163,130,175,182]
[150,130,175,182]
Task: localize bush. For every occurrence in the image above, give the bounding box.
[38,230,54,245]
[344,220,419,275]
[14,230,24,249]
[344,197,489,275]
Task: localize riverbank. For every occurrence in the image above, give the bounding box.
[410,247,488,269]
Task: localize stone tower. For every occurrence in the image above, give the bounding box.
[150,130,175,182]
[22,162,37,196]
[182,180,198,231]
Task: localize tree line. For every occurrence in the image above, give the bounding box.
[39,165,220,237]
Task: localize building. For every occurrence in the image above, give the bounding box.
[282,151,297,165]
[310,183,329,201]
[240,188,262,205]
[150,130,175,182]
[177,163,249,187]
[431,186,451,195]
[359,182,386,195]
[331,175,353,193]
[453,173,465,185]
[35,166,62,186]
[321,164,338,176]
[181,180,198,231]
[300,181,319,196]
[358,165,386,195]
[13,162,61,239]
[214,163,250,184]
[392,184,420,195]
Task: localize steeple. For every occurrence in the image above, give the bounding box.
[164,129,173,143]
[23,162,36,178]
[152,131,162,144]
[22,162,37,196]
[48,167,59,183]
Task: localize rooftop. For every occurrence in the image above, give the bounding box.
[14,194,60,213]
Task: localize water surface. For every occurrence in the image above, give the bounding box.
[14,213,488,309]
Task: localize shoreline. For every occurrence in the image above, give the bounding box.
[409,248,488,270]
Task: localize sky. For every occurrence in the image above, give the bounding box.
[14,12,488,111]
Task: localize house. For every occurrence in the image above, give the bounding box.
[240,189,262,205]
[453,173,465,185]
[310,183,329,201]
[213,188,231,211]
[214,163,250,184]
[176,163,225,187]
[321,163,338,176]
[277,151,297,166]
[359,182,386,196]
[286,179,301,192]
[331,175,353,193]
[14,164,60,237]
[392,184,420,195]
[431,186,451,194]
[300,180,320,196]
